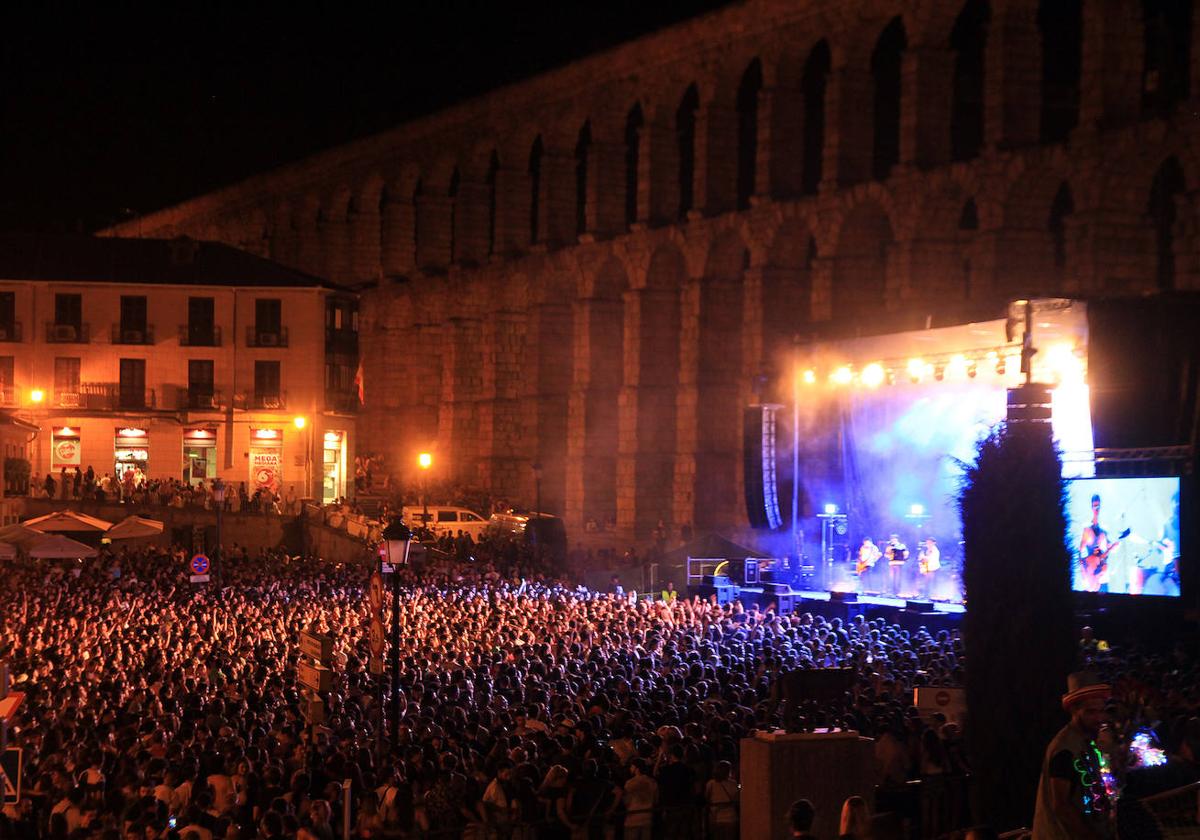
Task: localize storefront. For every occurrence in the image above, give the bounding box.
[249,427,283,493]
[51,426,81,474]
[322,429,346,503]
[183,426,217,486]
[114,427,149,484]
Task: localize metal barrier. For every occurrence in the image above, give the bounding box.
[375,803,708,840]
[1121,781,1200,838]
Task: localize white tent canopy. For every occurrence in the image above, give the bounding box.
[24,510,113,533]
[28,534,99,559]
[0,523,46,549]
[106,515,165,540]
[0,541,16,560]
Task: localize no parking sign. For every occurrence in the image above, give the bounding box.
[190,554,210,583]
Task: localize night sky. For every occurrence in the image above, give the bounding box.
[1,2,731,234]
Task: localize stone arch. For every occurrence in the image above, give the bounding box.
[1141,0,1192,118]
[676,84,701,219]
[1047,182,1075,291]
[1038,0,1082,143]
[765,217,817,351]
[871,17,907,181]
[905,181,978,304]
[575,120,591,237]
[801,40,831,195]
[322,186,353,282]
[624,103,644,228]
[831,199,894,320]
[736,58,763,209]
[294,193,323,276]
[949,0,989,162]
[379,165,421,278]
[528,135,544,245]
[1147,156,1187,291]
[580,257,629,528]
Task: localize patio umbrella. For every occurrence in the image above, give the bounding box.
[28,534,99,559]
[0,541,16,560]
[0,523,45,549]
[23,509,113,533]
[106,515,165,540]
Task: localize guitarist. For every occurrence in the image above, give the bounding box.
[856,537,882,587]
[1079,494,1124,592]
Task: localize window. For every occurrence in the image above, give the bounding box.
[255,360,281,406]
[188,297,216,345]
[189,360,215,400]
[437,510,458,523]
[119,295,148,342]
[55,293,82,327]
[119,359,146,408]
[0,356,12,402]
[0,292,14,331]
[256,298,282,336]
[54,357,80,394]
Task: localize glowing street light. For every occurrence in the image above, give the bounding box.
[417,452,433,536]
[418,452,433,470]
[29,388,44,404]
[293,416,306,429]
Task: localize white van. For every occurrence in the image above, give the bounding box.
[401,505,490,539]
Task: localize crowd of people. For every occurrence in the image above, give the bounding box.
[0,531,1195,840]
[30,470,301,516]
[0,533,979,840]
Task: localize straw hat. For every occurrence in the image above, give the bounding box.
[1062,671,1110,710]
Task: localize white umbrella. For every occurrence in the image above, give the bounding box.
[23,510,112,533]
[0,541,16,560]
[28,534,99,559]
[106,515,165,540]
[0,524,45,549]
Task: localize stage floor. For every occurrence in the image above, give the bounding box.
[793,589,966,614]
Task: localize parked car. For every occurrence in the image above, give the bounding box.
[400,505,490,539]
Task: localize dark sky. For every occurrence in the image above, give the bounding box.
[1,2,731,234]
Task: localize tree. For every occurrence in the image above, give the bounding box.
[958,422,1076,829]
[4,457,30,495]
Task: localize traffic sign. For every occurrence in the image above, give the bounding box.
[368,572,384,613]
[190,554,210,576]
[300,631,333,665]
[369,655,385,675]
[1,747,21,804]
[369,616,385,657]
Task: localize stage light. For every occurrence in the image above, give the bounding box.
[802,369,817,385]
[861,363,885,388]
[934,363,945,382]
[1044,342,1084,384]
[907,358,925,383]
[824,503,838,515]
[967,361,977,379]
[910,503,925,516]
[994,353,1006,375]
[947,355,967,379]
[1004,352,1020,376]
[831,366,853,385]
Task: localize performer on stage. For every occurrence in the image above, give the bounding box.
[1078,494,1122,593]
[886,534,908,596]
[918,537,940,597]
[856,537,881,590]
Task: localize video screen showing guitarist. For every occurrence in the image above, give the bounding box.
[1078,494,1128,593]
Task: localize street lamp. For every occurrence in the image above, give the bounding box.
[381,517,413,752]
[417,452,432,536]
[211,477,226,583]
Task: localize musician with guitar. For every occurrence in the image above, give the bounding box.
[918,537,941,597]
[856,537,882,591]
[1078,494,1130,593]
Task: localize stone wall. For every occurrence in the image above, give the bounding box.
[105,0,1200,541]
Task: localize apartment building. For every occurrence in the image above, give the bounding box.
[0,235,359,502]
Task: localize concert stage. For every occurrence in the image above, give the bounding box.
[735,584,964,633]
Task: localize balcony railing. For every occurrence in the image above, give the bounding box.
[232,390,288,410]
[45,322,90,343]
[179,324,222,347]
[55,383,157,410]
[246,326,289,348]
[111,324,155,345]
[0,322,23,342]
[177,388,222,410]
[325,327,358,352]
[0,387,15,407]
[325,390,360,413]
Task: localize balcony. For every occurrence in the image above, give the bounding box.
[177,388,223,410]
[0,388,15,407]
[325,390,360,413]
[325,327,358,353]
[0,322,22,342]
[111,324,156,345]
[179,324,222,347]
[246,326,289,348]
[55,383,157,410]
[45,322,90,343]
[234,390,288,410]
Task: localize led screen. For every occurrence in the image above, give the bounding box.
[1066,476,1181,597]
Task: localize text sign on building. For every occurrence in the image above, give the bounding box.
[51,427,81,471]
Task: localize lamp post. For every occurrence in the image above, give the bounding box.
[211,477,226,583]
[381,517,412,752]
[417,452,432,536]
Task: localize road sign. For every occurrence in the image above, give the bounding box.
[297,660,333,693]
[300,631,333,665]
[1,747,21,804]
[368,572,384,613]
[369,655,385,675]
[190,554,210,576]
[369,616,385,657]
[189,574,210,584]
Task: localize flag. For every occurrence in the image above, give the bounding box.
[353,360,364,404]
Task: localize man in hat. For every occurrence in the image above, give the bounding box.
[1032,672,1113,839]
